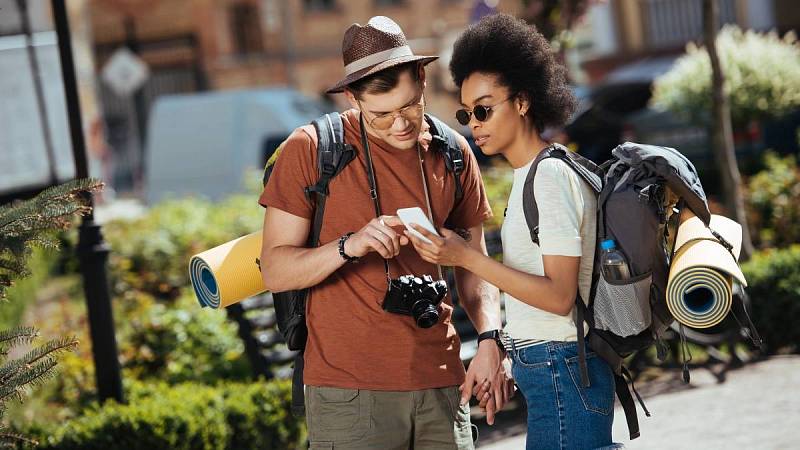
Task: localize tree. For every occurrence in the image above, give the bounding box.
[651,26,800,128]
[703,0,754,259]
[519,0,601,49]
[0,178,102,445]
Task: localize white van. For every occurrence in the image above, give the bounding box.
[144,88,328,204]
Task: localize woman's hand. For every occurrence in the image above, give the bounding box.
[405,225,473,267]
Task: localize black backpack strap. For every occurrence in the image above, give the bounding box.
[290,113,355,416]
[522,144,603,245]
[615,368,642,440]
[290,353,305,417]
[425,114,465,202]
[574,296,591,388]
[305,113,355,246]
[578,294,647,441]
[730,286,763,349]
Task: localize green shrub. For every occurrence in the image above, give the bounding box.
[104,195,263,299]
[746,152,800,248]
[118,291,250,384]
[652,26,800,126]
[481,162,514,232]
[1,248,55,330]
[741,245,800,354]
[22,379,304,450]
[218,380,304,450]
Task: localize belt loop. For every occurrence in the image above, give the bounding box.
[509,336,518,358]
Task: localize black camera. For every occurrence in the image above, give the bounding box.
[382,274,448,328]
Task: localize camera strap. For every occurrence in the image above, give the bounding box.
[358,112,392,283]
[358,112,444,283]
[416,142,445,281]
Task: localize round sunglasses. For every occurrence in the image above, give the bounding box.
[455,96,514,126]
[358,89,425,131]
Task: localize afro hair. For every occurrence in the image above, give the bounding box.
[449,13,576,133]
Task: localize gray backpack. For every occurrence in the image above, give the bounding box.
[522,142,760,439]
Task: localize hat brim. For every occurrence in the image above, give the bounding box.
[326,55,438,94]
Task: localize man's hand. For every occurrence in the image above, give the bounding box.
[344,215,408,259]
[459,340,503,424]
[476,356,515,415]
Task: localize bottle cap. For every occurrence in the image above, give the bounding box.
[600,239,616,251]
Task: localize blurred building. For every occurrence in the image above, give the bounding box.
[571,0,797,82]
[86,0,521,192]
[0,0,106,202]
[563,0,800,182]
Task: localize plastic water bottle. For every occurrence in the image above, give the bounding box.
[600,239,630,281]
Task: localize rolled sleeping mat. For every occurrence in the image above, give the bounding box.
[189,231,266,308]
[666,214,747,329]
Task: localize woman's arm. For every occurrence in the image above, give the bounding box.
[408,226,578,316]
[462,246,578,316]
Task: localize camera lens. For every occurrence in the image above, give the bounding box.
[412,299,439,328]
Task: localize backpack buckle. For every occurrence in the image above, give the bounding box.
[452,157,464,173]
[431,134,447,150]
[304,183,328,201]
[319,150,337,177]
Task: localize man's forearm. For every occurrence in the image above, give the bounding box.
[261,239,346,292]
[456,267,502,333]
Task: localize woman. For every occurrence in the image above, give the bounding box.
[405,14,619,450]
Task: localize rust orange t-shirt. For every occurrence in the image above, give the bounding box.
[259,109,492,390]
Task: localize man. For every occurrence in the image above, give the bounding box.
[260,16,508,449]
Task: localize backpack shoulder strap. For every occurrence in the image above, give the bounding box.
[286,112,355,417]
[303,113,355,247]
[425,114,465,202]
[522,144,603,245]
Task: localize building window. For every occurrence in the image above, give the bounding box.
[375,0,404,6]
[229,3,264,55]
[304,0,336,12]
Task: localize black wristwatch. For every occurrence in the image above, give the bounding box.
[338,232,359,263]
[477,329,505,352]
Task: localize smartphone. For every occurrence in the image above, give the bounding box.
[397,207,439,244]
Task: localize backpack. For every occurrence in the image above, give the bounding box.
[521,142,761,440]
[261,112,467,416]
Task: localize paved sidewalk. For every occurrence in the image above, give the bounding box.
[478,356,799,449]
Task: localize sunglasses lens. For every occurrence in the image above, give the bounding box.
[455,109,470,126]
[474,105,490,122]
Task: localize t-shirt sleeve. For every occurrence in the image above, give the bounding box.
[258,127,317,219]
[533,159,585,257]
[446,135,493,230]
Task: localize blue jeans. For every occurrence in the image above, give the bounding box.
[509,341,620,450]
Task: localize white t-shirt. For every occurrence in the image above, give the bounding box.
[501,157,597,346]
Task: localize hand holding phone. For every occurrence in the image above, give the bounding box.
[397,207,439,244]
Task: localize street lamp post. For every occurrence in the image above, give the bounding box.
[51,0,124,404]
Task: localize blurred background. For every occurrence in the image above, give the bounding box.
[1,1,798,449]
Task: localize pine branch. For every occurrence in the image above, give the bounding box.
[0,432,38,447]
[0,359,26,388]
[0,422,39,447]
[0,357,58,404]
[0,258,27,278]
[0,327,38,357]
[20,337,78,367]
[0,178,102,299]
[0,337,77,387]
[0,327,37,345]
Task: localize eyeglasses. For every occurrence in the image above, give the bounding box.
[455,96,515,126]
[360,95,425,130]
